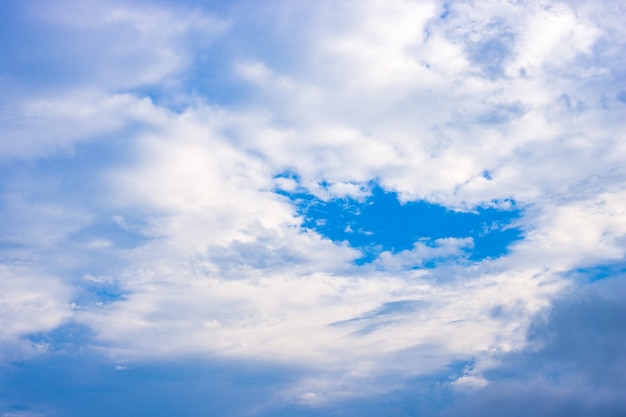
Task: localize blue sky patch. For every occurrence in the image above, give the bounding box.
[285,185,523,265]
[569,260,626,282]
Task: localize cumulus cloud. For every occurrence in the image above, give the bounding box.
[218,0,624,209]
[0,0,625,412]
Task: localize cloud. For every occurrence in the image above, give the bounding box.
[9,0,228,90]
[214,7,616,227]
[0,91,165,160]
[0,0,229,159]
[0,266,73,362]
[440,275,626,417]
[374,238,474,270]
[0,0,625,413]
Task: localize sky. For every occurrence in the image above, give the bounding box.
[1,0,626,415]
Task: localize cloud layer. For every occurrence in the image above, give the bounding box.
[1,0,625,415]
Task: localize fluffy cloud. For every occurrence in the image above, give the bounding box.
[0,0,625,412]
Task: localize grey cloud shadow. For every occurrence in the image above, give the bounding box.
[440,274,626,417]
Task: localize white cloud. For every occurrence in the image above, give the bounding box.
[0,91,165,160]
[512,192,626,271]
[0,0,229,160]
[374,238,474,271]
[1,0,626,408]
[219,0,624,209]
[22,0,228,89]
[0,266,73,362]
[452,374,489,391]
[54,0,626,401]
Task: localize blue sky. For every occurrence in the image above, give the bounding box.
[1,0,626,415]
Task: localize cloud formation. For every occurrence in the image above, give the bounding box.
[0,0,625,415]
